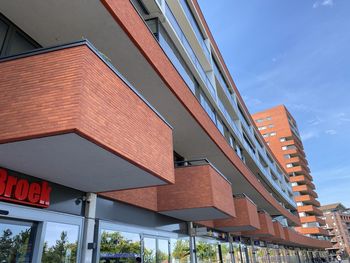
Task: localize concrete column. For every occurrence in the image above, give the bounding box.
[250,239,257,263]
[81,193,97,263]
[266,247,272,263]
[188,222,197,263]
[229,235,236,263]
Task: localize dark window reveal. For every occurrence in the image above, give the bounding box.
[0,13,40,57]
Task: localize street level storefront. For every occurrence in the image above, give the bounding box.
[0,167,85,262]
[0,167,329,263]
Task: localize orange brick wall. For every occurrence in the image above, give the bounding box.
[0,45,174,185]
[252,105,324,236]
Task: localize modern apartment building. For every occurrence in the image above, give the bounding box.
[321,203,350,258]
[252,106,328,239]
[0,1,330,262]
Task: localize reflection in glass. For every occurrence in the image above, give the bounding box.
[195,238,220,263]
[220,243,231,263]
[157,239,169,263]
[41,222,79,263]
[0,219,36,263]
[99,230,141,263]
[170,238,190,263]
[144,237,156,263]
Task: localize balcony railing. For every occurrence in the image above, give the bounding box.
[178,0,211,62]
[164,2,216,99]
[159,0,295,209]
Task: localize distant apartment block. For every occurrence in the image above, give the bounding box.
[252,105,328,238]
[321,203,350,257]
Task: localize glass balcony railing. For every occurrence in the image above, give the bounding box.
[161,1,295,208]
[165,2,216,99]
[217,98,241,140]
[178,0,211,62]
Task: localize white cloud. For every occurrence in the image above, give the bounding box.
[325,129,337,135]
[313,0,334,8]
[300,130,319,141]
[322,0,334,6]
[307,116,324,126]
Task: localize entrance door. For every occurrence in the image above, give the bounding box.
[143,236,170,263]
[0,217,37,263]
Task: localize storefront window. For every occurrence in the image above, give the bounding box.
[144,237,157,263]
[170,237,190,263]
[232,243,243,263]
[157,239,169,263]
[99,230,141,263]
[0,218,36,263]
[41,222,80,263]
[220,243,231,263]
[195,238,220,263]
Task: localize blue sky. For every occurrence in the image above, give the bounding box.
[198,0,350,207]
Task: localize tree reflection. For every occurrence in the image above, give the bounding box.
[41,231,77,263]
[0,228,32,263]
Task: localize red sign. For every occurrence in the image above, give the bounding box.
[0,168,51,208]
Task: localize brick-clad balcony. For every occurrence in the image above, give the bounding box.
[288,165,310,176]
[297,205,323,216]
[294,195,320,207]
[293,185,318,198]
[300,215,326,226]
[295,226,329,236]
[290,176,315,188]
[270,221,286,242]
[0,41,174,192]
[284,227,331,249]
[204,194,260,232]
[156,160,236,221]
[242,211,275,237]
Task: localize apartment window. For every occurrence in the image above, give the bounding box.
[268,124,274,128]
[255,118,263,123]
[280,137,286,142]
[199,92,216,124]
[286,163,293,168]
[266,116,272,121]
[270,132,276,136]
[263,133,269,138]
[291,182,298,187]
[258,126,267,131]
[284,154,291,159]
[297,202,303,206]
[155,21,197,94]
[217,118,225,136]
[0,14,40,57]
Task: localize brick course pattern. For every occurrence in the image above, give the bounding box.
[101,0,300,225]
[0,45,174,185]
[103,164,236,219]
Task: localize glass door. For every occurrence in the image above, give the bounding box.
[144,236,170,263]
[144,237,157,263]
[157,238,169,263]
[0,217,37,263]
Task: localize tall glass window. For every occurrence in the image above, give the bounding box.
[157,21,197,94]
[41,222,80,263]
[170,237,190,263]
[99,230,141,263]
[195,238,220,263]
[0,218,37,263]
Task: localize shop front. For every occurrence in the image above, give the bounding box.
[0,167,85,263]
